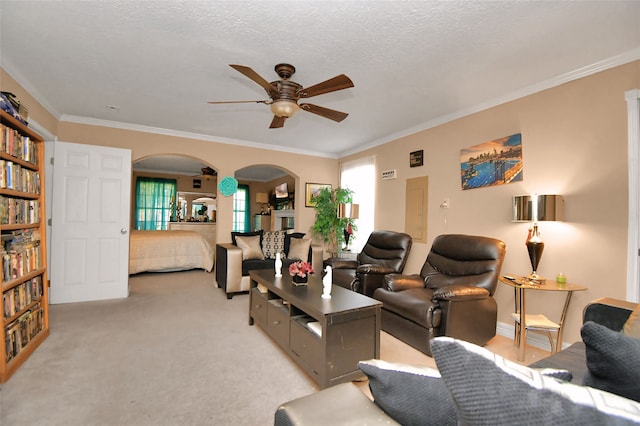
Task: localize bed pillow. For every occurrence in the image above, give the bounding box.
[287,238,311,261]
[358,359,457,426]
[582,321,640,402]
[262,231,286,259]
[622,305,640,338]
[430,336,640,425]
[235,235,264,260]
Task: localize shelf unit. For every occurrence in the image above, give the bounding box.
[0,109,49,383]
[249,269,381,389]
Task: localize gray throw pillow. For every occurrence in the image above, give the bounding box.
[582,321,640,402]
[358,359,457,426]
[430,336,640,425]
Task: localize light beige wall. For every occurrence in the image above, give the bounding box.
[56,121,337,244]
[6,60,639,344]
[342,60,640,344]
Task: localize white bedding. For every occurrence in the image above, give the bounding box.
[129,230,214,274]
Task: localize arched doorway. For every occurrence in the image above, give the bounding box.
[132,154,218,246]
[234,165,298,232]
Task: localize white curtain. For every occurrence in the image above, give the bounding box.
[340,156,376,252]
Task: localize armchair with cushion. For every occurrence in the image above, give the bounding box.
[215,230,323,299]
[325,230,412,298]
[374,234,506,355]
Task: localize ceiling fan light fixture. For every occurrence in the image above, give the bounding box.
[270,99,300,118]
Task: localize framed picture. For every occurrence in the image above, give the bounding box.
[460,133,523,190]
[305,183,331,207]
[410,150,423,167]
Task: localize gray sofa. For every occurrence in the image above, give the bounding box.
[274,297,640,425]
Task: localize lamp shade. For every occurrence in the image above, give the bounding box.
[270,100,300,118]
[338,203,359,219]
[256,192,269,204]
[513,195,563,222]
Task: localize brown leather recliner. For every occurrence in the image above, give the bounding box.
[374,234,506,355]
[326,230,412,298]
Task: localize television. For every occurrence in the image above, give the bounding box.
[275,182,288,199]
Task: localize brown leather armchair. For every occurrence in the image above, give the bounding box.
[325,230,412,298]
[374,234,506,355]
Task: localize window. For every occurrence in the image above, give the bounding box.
[341,156,376,252]
[135,177,177,230]
[233,184,250,232]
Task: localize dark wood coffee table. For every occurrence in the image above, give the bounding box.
[249,269,382,388]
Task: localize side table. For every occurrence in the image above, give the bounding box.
[498,275,587,362]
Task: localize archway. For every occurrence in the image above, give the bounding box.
[131,154,218,246]
[234,164,298,232]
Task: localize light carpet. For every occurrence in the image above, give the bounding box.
[1,270,318,425]
[0,269,546,425]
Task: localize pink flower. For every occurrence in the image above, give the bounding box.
[289,261,314,278]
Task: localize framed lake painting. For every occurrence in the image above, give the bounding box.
[460,133,523,190]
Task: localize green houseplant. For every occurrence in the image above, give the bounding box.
[311,187,356,257]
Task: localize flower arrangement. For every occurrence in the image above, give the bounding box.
[289,261,314,278]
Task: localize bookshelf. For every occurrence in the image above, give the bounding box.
[0,109,49,383]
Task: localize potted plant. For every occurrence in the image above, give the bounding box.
[311,187,356,257]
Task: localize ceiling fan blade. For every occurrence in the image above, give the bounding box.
[207,100,268,104]
[300,103,349,122]
[269,116,286,128]
[229,64,278,97]
[299,74,354,98]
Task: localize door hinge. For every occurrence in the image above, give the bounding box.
[48,218,52,226]
[50,157,54,165]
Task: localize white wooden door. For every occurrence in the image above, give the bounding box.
[50,141,131,303]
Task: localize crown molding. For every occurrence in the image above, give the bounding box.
[338,48,640,158]
[59,115,337,159]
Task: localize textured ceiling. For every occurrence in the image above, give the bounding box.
[1,0,639,162]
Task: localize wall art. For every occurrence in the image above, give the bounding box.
[305,183,331,207]
[460,133,523,190]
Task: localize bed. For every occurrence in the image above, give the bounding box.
[129,230,214,274]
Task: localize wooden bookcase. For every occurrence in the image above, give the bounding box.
[0,109,49,383]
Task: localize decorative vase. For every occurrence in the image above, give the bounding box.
[292,274,308,285]
[274,253,282,277]
[322,265,332,299]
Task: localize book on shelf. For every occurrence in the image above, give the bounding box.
[3,276,43,320]
[4,303,43,362]
[1,228,41,282]
[0,124,37,164]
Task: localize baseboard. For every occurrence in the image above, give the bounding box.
[496,321,569,352]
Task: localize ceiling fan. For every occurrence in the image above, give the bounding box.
[193,166,217,180]
[208,63,354,128]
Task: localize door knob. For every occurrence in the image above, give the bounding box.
[121,228,128,234]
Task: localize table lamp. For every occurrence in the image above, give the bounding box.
[338,203,359,251]
[256,192,269,214]
[513,194,563,283]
